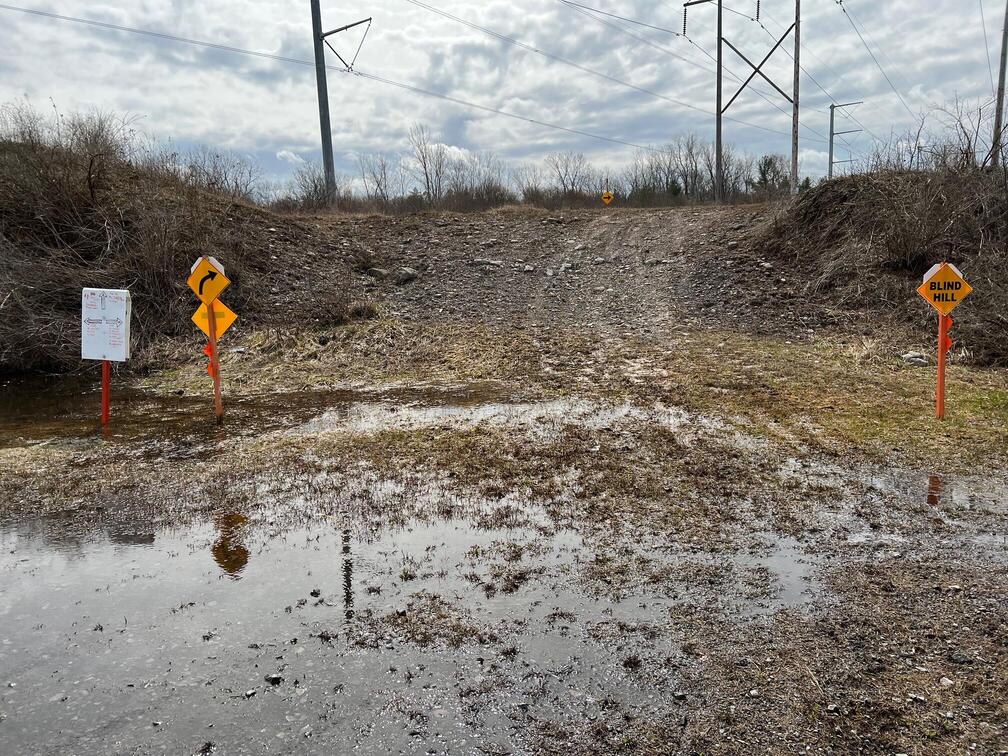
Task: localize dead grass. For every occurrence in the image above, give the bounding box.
[0,104,359,373]
[755,170,1008,366]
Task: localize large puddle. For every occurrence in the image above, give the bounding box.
[2,377,1006,751]
[0,494,822,753]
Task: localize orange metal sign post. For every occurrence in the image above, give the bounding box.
[188,256,234,425]
[206,304,224,424]
[916,263,971,421]
[935,314,951,420]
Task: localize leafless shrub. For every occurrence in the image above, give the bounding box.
[757,166,1007,365]
[0,102,359,372]
[270,162,353,212]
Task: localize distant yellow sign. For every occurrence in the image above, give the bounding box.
[917,263,972,316]
[187,257,230,305]
[192,300,238,340]
[601,191,614,206]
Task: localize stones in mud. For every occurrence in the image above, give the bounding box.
[947,650,972,665]
[727,241,739,251]
[264,674,284,686]
[310,588,321,598]
[622,655,642,670]
[940,676,955,688]
[471,258,504,268]
[392,267,419,285]
[365,267,389,280]
[522,265,535,273]
[901,352,930,367]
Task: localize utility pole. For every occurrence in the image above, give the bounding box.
[310,0,337,196]
[828,101,863,179]
[309,2,373,198]
[790,0,800,193]
[716,0,723,202]
[685,0,800,201]
[992,0,1008,168]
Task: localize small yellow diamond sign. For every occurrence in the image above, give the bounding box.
[187,257,230,305]
[192,300,238,340]
[917,263,972,316]
[601,191,614,206]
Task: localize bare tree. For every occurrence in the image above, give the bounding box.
[544,151,590,194]
[359,152,394,208]
[511,162,546,203]
[408,123,447,206]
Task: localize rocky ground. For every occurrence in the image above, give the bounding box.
[1,205,1006,755]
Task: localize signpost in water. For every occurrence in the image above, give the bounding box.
[81,288,132,427]
[187,256,235,424]
[916,263,973,420]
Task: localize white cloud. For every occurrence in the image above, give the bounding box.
[0,0,1001,182]
[276,150,306,165]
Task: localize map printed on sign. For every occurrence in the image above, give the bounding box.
[81,288,131,362]
[187,256,230,305]
[916,263,972,316]
[192,300,238,340]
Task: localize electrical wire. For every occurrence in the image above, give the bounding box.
[558,0,683,37]
[836,0,917,120]
[555,0,829,143]
[408,0,819,140]
[0,2,658,151]
[728,4,876,147]
[980,0,997,97]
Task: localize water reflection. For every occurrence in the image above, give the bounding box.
[211,513,249,579]
[342,528,354,619]
[927,474,942,507]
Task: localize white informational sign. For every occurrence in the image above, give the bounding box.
[81,288,132,362]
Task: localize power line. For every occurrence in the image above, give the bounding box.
[559,0,683,37]
[680,24,833,145]
[980,0,997,97]
[729,4,877,146]
[409,0,820,141]
[836,0,917,120]
[561,1,808,134]
[0,2,658,152]
[556,0,829,143]
[403,0,721,111]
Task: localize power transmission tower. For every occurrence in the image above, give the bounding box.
[828,101,863,178]
[684,0,801,200]
[992,0,1008,168]
[309,1,372,196]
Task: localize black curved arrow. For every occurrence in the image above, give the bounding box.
[198,270,218,295]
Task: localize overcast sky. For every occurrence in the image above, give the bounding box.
[0,0,1003,186]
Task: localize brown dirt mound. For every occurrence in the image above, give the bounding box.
[753,170,1008,365]
[0,141,359,373]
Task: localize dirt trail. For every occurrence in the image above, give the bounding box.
[321,206,778,333]
[1,205,1007,755]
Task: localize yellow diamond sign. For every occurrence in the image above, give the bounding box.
[601,191,614,206]
[917,262,972,316]
[187,257,230,305]
[192,300,238,340]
